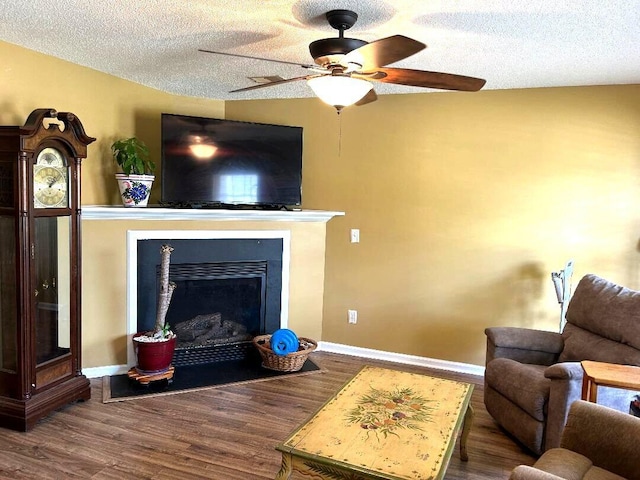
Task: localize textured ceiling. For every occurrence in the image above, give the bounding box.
[1,0,639,101]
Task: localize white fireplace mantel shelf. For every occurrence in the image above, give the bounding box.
[82,205,344,222]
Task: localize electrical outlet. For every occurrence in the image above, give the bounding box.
[350,229,360,243]
[348,309,358,324]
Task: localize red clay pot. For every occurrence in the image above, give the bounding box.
[133,333,176,373]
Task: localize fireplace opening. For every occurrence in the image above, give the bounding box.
[168,261,266,365]
[136,237,285,367]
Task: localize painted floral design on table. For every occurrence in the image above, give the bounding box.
[345,385,434,439]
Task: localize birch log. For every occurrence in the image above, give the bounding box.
[155,244,176,336]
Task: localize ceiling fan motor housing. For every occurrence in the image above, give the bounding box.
[310,9,367,68]
[309,38,367,67]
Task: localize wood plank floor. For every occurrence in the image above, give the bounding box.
[0,352,536,479]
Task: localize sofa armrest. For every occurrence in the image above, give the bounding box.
[561,400,640,480]
[485,327,563,365]
[542,362,584,450]
[544,361,584,380]
[509,465,565,480]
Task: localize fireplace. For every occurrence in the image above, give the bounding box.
[127,230,290,367]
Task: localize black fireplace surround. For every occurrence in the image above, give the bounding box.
[136,238,283,366]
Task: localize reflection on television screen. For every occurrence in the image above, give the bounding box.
[218,174,259,204]
[161,114,303,209]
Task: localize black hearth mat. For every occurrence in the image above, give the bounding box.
[102,357,323,403]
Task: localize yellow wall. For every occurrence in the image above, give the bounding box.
[0,40,225,205]
[4,39,640,368]
[228,86,640,365]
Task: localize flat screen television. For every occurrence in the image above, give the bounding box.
[161,113,302,209]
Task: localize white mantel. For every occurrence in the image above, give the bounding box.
[82,205,344,222]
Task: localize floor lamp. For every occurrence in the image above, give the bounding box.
[551,260,574,332]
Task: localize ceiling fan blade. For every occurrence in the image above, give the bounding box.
[229,75,314,93]
[355,89,378,106]
[355,67,486,92]
[345,35,426,70]
[198,49,315,69]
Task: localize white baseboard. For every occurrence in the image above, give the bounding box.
[83,364,129,379]
[83,343,486,379]
[317,342,485,377]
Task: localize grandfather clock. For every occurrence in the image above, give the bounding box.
[0,108,95,430]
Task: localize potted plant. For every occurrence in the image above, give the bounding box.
[111,137,156,207]
[132,245,177,375]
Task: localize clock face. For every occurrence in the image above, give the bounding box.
[34,148,69,208]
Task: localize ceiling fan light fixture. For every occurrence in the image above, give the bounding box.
[307,75,373,111]
[188,135,218,159]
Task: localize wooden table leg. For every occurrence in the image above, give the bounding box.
[581,375,591,401]
[275,452,293,480]
[581,375,598,402]
[589,382,598,402]
[460,404,474,461]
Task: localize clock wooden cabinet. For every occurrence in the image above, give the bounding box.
[0,108,95,430]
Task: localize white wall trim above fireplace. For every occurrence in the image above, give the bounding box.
[125,229,291,367]
[84,205,344,222]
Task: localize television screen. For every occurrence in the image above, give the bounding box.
[161,114,302,208]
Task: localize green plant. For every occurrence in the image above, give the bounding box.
[111,137,155,175]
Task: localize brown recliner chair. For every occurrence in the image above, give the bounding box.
[484,274,640,455]
[509,400,640,480]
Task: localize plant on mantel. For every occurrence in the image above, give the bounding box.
[111,137,156,207]
[111,137,155,175]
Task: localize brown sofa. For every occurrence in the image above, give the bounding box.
[509,400,640,480]
[484,274,640,454]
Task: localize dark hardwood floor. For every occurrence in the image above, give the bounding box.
[0,352,536,479]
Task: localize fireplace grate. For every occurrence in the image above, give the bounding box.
[173,341,256,366]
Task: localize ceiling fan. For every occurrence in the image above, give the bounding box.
[199,9,486,112]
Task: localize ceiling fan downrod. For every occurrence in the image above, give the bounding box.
[326,9,358,38]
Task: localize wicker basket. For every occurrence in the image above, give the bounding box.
[252,335,317,372]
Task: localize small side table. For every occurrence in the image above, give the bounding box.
[581,360,640,402]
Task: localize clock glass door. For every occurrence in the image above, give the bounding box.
[0,216,17,372]
[34,216,71,364]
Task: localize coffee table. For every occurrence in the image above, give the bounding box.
[275,365,474,480]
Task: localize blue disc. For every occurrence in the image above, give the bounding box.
[270,329,299,356]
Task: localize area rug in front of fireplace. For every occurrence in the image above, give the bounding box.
[102,357,323,403]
